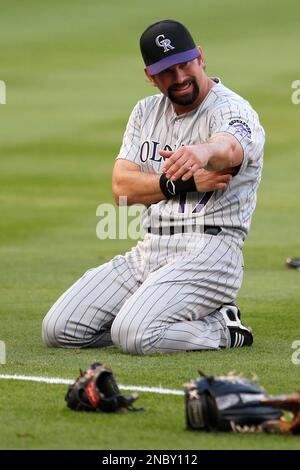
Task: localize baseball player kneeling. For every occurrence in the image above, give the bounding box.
[42,20,265,354]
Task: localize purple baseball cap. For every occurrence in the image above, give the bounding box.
[140,20,200,75]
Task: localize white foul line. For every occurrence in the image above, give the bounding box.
[0,374,183,396]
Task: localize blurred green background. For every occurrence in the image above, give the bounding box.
[0,0,300,449]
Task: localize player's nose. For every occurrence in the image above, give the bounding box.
[173,67,187,83]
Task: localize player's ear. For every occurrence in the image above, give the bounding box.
[144,68,157,87]
[198,47,206,70]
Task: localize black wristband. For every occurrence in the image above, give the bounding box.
[159,173,197,199]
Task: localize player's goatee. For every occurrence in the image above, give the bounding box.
[167,79,200,106]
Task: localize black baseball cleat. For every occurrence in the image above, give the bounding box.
[219,305,253,348]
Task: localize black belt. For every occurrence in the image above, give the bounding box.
[147,225,222,236]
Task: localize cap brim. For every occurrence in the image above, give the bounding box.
[146,48,200,75]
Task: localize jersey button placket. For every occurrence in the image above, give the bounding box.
[174,118,182,147]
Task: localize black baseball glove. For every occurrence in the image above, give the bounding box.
[65,362,139,412]
[286,257,300,270]
[184,371,300,434]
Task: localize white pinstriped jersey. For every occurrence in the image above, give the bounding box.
[117,78,265,241]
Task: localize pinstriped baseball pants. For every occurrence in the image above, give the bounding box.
[42,232,244,354]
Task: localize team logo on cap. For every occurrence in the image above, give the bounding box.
[155,34,175,53]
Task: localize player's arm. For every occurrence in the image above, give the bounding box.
[205,132,244,171]
[160,132,243,181]
[112,159,162,206]
[112,159,232,206]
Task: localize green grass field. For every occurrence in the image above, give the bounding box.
[1,0,300,450]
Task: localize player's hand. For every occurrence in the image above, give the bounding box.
[193,169,232,192]
[160,145,211,181]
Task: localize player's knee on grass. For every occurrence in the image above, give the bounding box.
[111,315,159,355]
[42,312,77,348]
[42,306,114,349]
[42,314,65,348]
[42,310,94,349]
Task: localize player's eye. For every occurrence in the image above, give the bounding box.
[181,61,190,68]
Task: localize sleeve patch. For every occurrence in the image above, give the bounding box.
[228,119,252,139]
